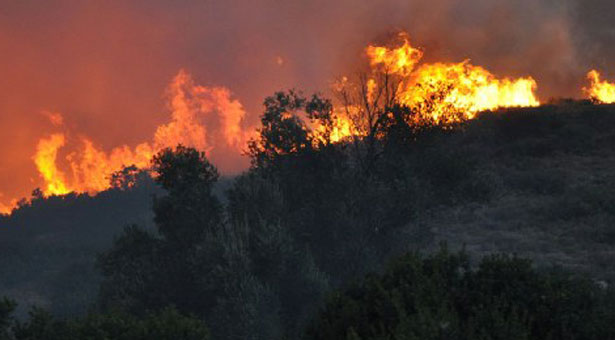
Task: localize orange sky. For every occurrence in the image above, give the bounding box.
[0,0,611,208]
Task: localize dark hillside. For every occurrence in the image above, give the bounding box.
[0,181,159,317]
[411,102,615,282]
[0,174,235,318]
[1,101,615,337]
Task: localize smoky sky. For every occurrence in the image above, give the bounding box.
[0,0,613,204]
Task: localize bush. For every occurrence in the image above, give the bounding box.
[305,247,615,340]
[5,305,209,340]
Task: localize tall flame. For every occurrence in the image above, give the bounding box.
[366,38,423,77]
[368,33,540,124]
[325,33,540,141]
[33,134,71,195]
[31,70,252,202]
[2,35,548,214]
[584,70,615,104]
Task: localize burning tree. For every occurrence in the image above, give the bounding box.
[329,32,540,172]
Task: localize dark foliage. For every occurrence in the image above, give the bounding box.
[3,91,615,339]
[0,298,16,340]
[2,303,209,340]
[98,146,223,317]
[305,247,615,340]
[0,169,158,317]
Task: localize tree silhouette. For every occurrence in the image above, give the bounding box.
[247,90,336,170]
[152,145,221,247]
[99,146,223,316]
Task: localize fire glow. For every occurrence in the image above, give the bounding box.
[584,70,615,104]
[2,32,614,215]
[365,33,540,124]
[31,70,252,200]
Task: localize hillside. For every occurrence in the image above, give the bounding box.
[0,181,159,317]
[412,102,615,283]
[1,101,615,325]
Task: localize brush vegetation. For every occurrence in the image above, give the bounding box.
[1,94,615,339]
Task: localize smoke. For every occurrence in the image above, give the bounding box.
[0,0,611,205]
[567,0,615,78]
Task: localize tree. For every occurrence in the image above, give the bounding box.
[236,89,416,285]
[152,145,221,247]
[97,225,161,313]
[98,146,224,316]
[247,90,338,170]
[109,165,151,191]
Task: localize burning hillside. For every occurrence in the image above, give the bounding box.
[31,70,253,200]
[364,33,539,123]
[1,31,614,215]
[326,33,541,141]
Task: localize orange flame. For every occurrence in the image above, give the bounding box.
[402,62,539,123]
[33,134,71,195]
[2,35,546,213]
[584,70,615,104]
[325,33,540,142]
[368,33,540,124]
[366,36,423,77]
[30,70,252,202]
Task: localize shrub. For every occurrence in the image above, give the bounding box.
[305,247,615,340]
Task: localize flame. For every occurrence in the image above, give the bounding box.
[311,112,357,145]
[33,134,71,195]
[366,36,423,76]
[323,33,540,142]
[354,33,540,126]
[29,70,252,202]
[0,34,547,213]
[329,115,354,142]
[401,62,539,124]
[584,70,615,104]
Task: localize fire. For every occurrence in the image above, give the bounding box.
[30,70,252,203]
[402,62,539,123]
[0,34,547,213]
[329,115,354,142]
[366,38,423,76]
[584,70,615,104]
[33,134,71,195]
[311,112,357,145]
[361,33,540,125]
